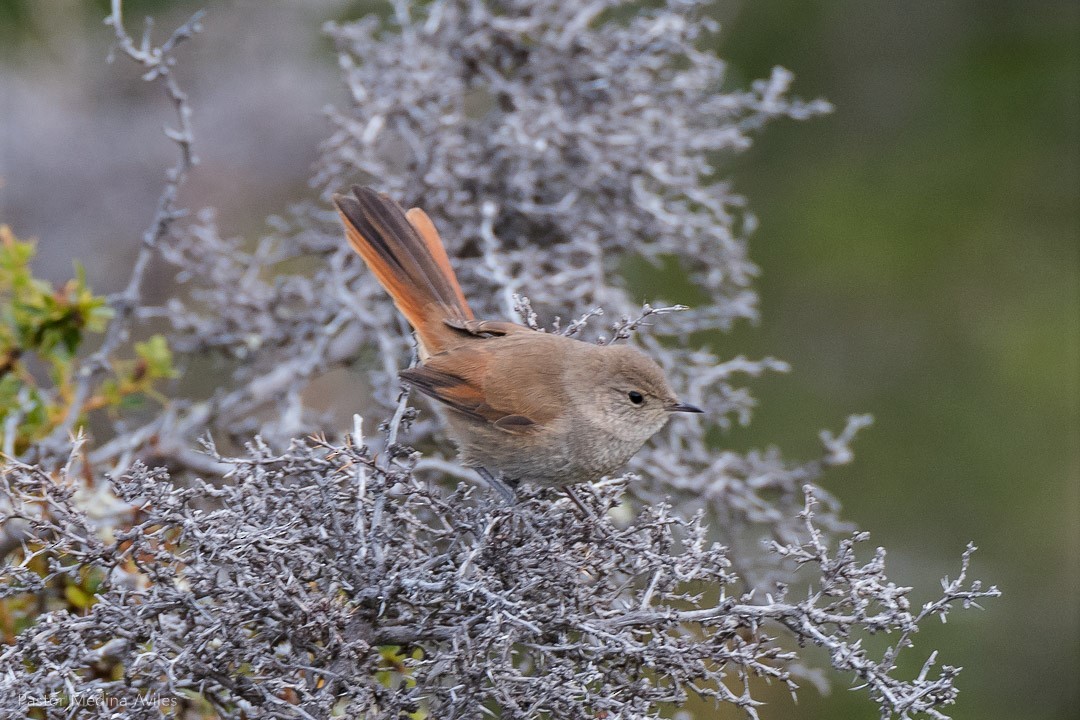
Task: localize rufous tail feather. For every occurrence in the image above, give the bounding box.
[333,186,474,354]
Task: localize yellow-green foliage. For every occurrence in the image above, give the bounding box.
[0,225,176,454]
[0,224,178,663]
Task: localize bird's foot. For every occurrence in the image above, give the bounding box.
[475,466,518,504]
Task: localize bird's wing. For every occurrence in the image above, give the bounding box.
[399,334,564,435]
[401,363,535,432]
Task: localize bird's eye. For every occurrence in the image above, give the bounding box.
[628,391,645,405]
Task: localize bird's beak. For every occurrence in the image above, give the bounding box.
[666,401,704,414]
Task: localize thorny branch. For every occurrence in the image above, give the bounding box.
[1,443,998,720]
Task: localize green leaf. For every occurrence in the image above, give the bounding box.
[118,394,145,411]
[63,584,95,610]
[61,325,81,355]
[134,335,178,379]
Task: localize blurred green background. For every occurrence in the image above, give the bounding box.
[2,1,1077,718]
[712,2,1078,718]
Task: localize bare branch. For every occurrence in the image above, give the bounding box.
[36,2,204,461]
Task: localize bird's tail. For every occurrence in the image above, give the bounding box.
[333,186,474,354]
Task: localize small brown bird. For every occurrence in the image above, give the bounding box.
[334,186,701,499]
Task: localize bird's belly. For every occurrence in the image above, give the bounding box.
[448,414,643,487]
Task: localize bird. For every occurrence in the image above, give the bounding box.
[333,186,702,499]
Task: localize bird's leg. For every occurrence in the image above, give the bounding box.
[561,486,597,520]
[475,466,517,504]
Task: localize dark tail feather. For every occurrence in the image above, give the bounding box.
[333,186,473,353]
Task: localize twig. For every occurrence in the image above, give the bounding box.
[36,0,204,461]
